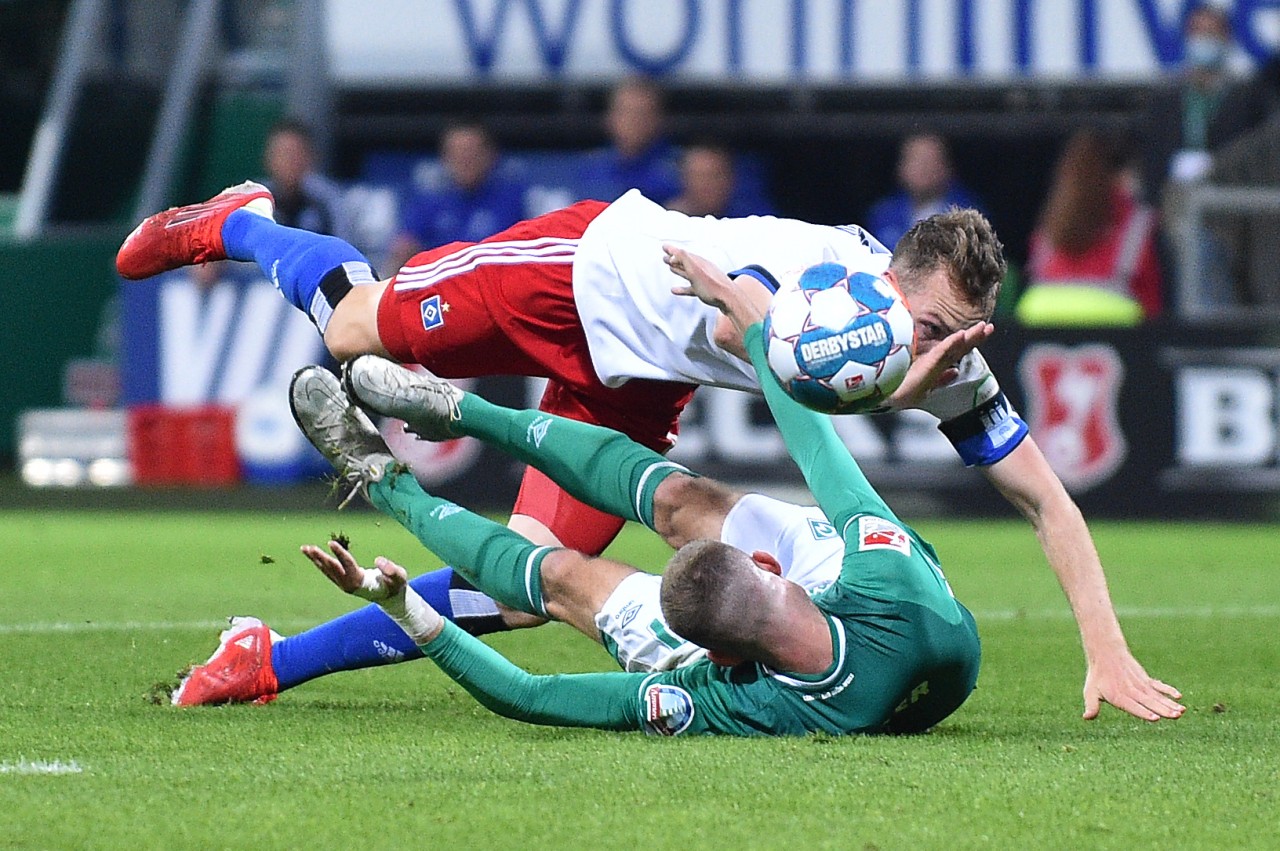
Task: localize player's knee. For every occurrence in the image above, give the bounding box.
[322,282,388,361]
[537,549,594,601]
[653,474,742,548]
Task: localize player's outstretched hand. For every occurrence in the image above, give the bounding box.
[663,244,735,309]
[301,540,408,602]
[664,244,771,342]
[1083,651,1185,722]
[886,322,995,411]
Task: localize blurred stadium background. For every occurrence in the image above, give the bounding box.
[5,3,1280,847]
[3,0,1280,515]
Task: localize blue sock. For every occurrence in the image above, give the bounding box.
[221,209,376,332]
[270,566,506,691]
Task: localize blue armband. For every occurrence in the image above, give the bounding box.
[728,265,781,293]
[937,391,1028,467]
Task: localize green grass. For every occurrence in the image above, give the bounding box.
[1,510,1277,849]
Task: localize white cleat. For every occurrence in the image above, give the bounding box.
[343,355,464,442]
[289,365,397,507]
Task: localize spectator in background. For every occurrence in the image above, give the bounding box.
[1201,88,1280,307]
[666,142,775,218]
[1141,4,1264,201]
[193,117,352,288]
[866,132,983,252]
[574,77,681,205]
[1143,6,1280,311]
[1017,130,1164,327]
[262,118,351,240]
[386,121,529,273]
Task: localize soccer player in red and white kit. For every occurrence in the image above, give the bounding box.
[117,181,1183,723]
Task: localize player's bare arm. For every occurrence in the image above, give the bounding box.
[981,438,1185,722]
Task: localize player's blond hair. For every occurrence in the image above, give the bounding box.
[660,539,769,658]
[889,208,1006,319]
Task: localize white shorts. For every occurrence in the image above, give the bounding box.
[593,493,844,672]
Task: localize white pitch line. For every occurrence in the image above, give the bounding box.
[0,606,1278,636]
[0,760,84,775]
[0,618,317,636]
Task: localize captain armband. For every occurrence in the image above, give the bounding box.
[936,390,1029,467]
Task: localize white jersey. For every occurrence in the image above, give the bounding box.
[595,494,844,673]
[571,191,1028,464]
[573,190,891,392]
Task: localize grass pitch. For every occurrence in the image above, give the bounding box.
[1,509,1277,849]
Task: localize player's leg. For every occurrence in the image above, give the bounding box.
[345,355,693,535]
[265,564,509,692]
[649,475,743,549]
[171,565,507,705]
[290,364,631,639]
[116,181,385,343]
[504,382,629,556]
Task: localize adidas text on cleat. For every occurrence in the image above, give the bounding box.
[116,181,275,280]
[172,617,281,706]
[344,355,464,442]
[289,365,397,507]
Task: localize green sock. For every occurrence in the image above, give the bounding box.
[452,393,693,530]
[368,470,552,617]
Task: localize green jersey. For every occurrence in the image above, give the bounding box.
[418,324,979,736]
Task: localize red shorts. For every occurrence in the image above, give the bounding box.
[376,201,696,553]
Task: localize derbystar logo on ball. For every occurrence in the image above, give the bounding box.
[764,263,915,415]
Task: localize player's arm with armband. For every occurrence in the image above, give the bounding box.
[898,346,1185,722]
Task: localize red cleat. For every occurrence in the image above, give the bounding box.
[172,616,281,706]
[116,181,275,280]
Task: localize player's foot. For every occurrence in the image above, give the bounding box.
[290,365,397,506]
[116,181,275,280]
[172,617,281,706]
[343,355,463,442]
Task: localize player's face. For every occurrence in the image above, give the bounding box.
[891,266,987,358]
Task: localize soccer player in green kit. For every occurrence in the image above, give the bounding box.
[291,250,980,736]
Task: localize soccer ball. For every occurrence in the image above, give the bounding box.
[763,263,915,414]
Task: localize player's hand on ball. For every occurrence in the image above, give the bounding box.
[301,540,407,602]
[886,322,994,411]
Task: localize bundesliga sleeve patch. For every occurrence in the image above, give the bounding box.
[642,684,695,736]
[857,516,911,557]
